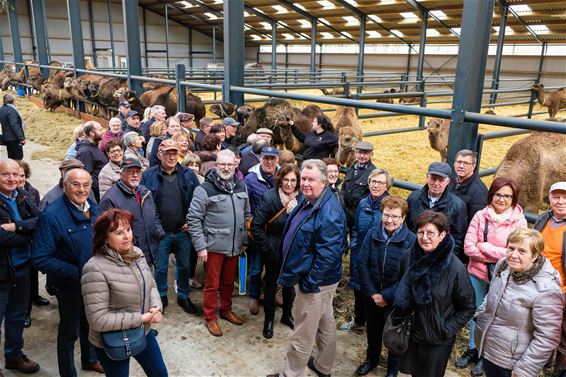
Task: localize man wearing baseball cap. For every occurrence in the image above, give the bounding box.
[124,110,142,135]
[116,101,131,129]
[222,117,240,149]
[406,162,468,261]
[535,182,566,375]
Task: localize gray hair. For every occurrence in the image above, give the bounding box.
[301,159,328,185]
[3,93,14,104]
[199,117,213,128]
[165,116,180,127]
[151,105,165,116]
[108,117,122,126]
[368,168,393,190]
[121,131,139,147]
[216,149,235,162]
[456,149,478,164]
[63,168,91,184]
[246,133,259,145]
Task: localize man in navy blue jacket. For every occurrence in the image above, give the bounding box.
[270,159,347,377]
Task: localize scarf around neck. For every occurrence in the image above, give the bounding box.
[495,255,546,285]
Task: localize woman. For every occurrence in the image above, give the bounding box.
[231,148,244,181]
[98,140,124,198]
[172,132,191,163]
[81,209,167,377]
[357,196,416,377]
[323,157,342,203]
[99,118,124,156]
[290,114,338,160]
[182,154,204,184]
[395,210,475,377]
[123,131,149,171]
[341,168,392,332]
[475,228,564,377]
[65,125,85,160]
[457,177,527,375]
[145,120,166,158]
[210,124,226,148]
[250,164,300,339]
[195,134,221,176]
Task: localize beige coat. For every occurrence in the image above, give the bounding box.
[81,246,161,348]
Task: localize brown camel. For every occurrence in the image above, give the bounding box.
[531,84,566,120]
[426,118,450,162]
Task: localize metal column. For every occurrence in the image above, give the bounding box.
[489,3,508,104]
[0,37,4,69]
[271,19,277,71]
[26,0,37,60]
[222,0,244,106]
[88,0,98,66]
[164,3,170,68]
[189,28,193,69]
[357,14,366,79]
[143,8,149,67]
[310,19,317,77]
[107,0,116,68]
[212,27,217,64]
[527,42,547,119]
[67,0,86,71]
[403,43,412,92]
[122,0,143,95]
[416,11,427,87]
[31,0,49,79]
[7,0,23,68]
[446,0,495,165]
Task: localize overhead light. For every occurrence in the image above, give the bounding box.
[530,24,550,33]
[430,10,447,19]
[343,16,359,26]
[204,13,218,20]
[427,29,440,37]
[298,20,311,28]
[175,1,194,8]
[367,30,381,38]
[260,22,272,30]
[510,4,532,13]
[318,0,335,9]
[321,32,334,39]
[272,5,288,13]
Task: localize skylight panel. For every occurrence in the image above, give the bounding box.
[368,15,382,23]
[251,35,262,41]
[321,32,334,39]
[391,29,404,37]
[175,1,194,9]
[451,27,461,35]
[510,4,532,13]
[283,33,295,40]
[342,32,353,38]
[430,10,447,19]
[493,26,514,34]
[400,12,418,22]
[243,11,250,17]
[260,22,272,30]
[530,24,550,33]
[427,29,440,37]
[295,4,306,11]
[272,5,288,14]
[204,13,218,20]
[343,16,360,26]
[298,20,311,28]
[318,0,335,9]
[367,31,381,38]
[345,0,358,6]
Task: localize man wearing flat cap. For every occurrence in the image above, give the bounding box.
[407,162,468,261]
[116,101,131,130]
[534,182,566,376]
[178,112,196,147]
[40,160,96,210]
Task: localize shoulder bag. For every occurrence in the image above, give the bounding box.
[101,261,148,361]
[383,308,413,355]
[483,221,497,282]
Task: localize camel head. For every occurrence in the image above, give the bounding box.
[338,127,360,151]
[27,73,45,91]
[63,76,76,89]
[426,118,448,135]
[531,83,544,92]
[484,109,497,115]
[209,102,237,118]
[85,82,99,100]
[237,105,254,120]
[275,111,294,129]
[77,80,92,97]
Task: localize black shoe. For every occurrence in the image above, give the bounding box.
[177,297,197,314]
[356,361,378,376]
[385,371,398,377]
[307,356,330,377]
[471,358,484,377]
[456,348,478,369]
[32,295,50,306]
[263,319,274,339]
[24,316,31,328]
[280,313,294,330]
[161,296,168,308]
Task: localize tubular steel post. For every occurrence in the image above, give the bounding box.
[87,0,97,66]
[356,14,366,94]
[31,0,49,79]
[310,19,317,81]
[416,11,427,89]
[403,43,412,92]
[143,8,149,67]
[107,0,116,68]
[122,0,143,95]
[67,0,85,71]
[212,26,217,64]
[490,2,508,104]
[164,3,170,69]
[0,36,4,69]
[26,0,37,60]
[222,0,244,106]
[8,0,23,69]
[188,28,193,69]
[527,42,547,119]
[176,64,186,113]
[271,19,277,71]
[446,0,495,166]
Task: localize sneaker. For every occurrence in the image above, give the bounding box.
[339,320,364,331]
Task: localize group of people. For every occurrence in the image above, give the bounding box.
[1,97,566,377]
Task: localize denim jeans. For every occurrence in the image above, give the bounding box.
[55,290,98,377]
[468,273,489,350]
[96,330,168,377]
[155,230,191,300]
[247,242,263,299]
[0,264,30,359]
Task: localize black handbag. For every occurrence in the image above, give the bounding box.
[101,261,147,361]
[383,308,413,355]
[483,221,497,281]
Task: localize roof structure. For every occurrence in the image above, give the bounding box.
[137,0,566,46]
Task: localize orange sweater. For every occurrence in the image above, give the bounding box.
[541,221,566,292]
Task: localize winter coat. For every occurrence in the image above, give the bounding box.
[475,258,564,377]
[22,181,40,208]
[98,161,121,198]
[240,152,260,176]
[190,130,206,152]
[395,235,476,345]
[81,246,162,348]
[39,181,96,211]
[98,130,123,155]
[291,126,338,161]
[0,104,25,142]
[187,169,251,257]
[348,193,388,290]
[406,185,468,259]
[358,221,416,304]
[99,181,165,266]
[278,187,347,293]
[250,188,290,257]
[465,205,527,282]
[244,163,277,214]
[76,140,108,199]
[448,173,488,224]
[0,189,40,284]
[340,161,377,230]
[31,195,100,294]
[194,150,217,177]
[141,163,200,223]
[124,147,149,172]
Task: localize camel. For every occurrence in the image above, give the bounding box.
[276,105,323,154]
[236,105,257,143]
[139,85,205,121]
[495,132,566,213]
[426,118,450,162]
[336,126,362,167]
[334,106,360,136]
[531,84,566,120]
[320,88,345,96]
[209,102,237,118]
[376,88,397,104]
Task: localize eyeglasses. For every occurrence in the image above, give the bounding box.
[161,151,179,157]
[327,169,339,174]
[282,178,297,184]
[369,180,387,186]
[355,150,372,155]
[417,231,438,239]
[69,182,91,190]
[494,193,513,201]
[109,149,123,155]
[216,163,235,168]
[455,160,474,167]
[382,214,401,221]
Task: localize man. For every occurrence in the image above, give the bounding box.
[40,159,95,210]
[140,105,167,142]
[99,157,164,267]
[269,159,347,377]
[141,139,200,314]
[177,112,196,146]
[116,101,130,130]
[0,159,41,375]
[222,117,240,150]
[341,141,377,233]
[245,146,279,314]
[75,121,107,202]
[406,162,468,260]
[448,149,487,223]
[191,117,214,152]
[240,138,269,176]
[256,127,274,145]
[99,117,123,154]
[123,110,142,135]
[31,168,102,376]
[0,94,26,160]
[149,116,182,167]
[534,182,566,376]
[187,149,251,337]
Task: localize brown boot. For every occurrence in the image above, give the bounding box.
[249,298,259,315]
[206,319,223,337]
[82,362,104,373]
[5,354,40,374]
[220,311,244,325]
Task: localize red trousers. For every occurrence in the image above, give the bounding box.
[203,253,238,321]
